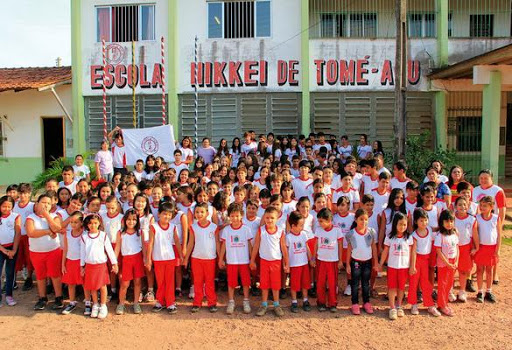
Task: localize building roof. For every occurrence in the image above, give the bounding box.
[428,44,512,80]
[0,66,72,93]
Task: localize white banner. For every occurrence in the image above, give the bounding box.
[122,125,176,165]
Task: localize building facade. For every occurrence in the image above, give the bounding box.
[71,0,512,181]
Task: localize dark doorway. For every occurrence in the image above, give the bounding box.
[506,104,512,178]
[42,117,64,168]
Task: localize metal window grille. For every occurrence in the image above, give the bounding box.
[97,5,156,42]
[224,1,255,38]
[449,0,511,38]
[208,1,271,39]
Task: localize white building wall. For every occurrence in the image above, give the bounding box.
[0,84,72,158]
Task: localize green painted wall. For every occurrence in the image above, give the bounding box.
[71,0,86,153]
[0,158,43,185]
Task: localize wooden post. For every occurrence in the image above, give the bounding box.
[394,0,407,161]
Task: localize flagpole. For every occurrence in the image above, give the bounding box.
[102,39,107,141]
[132,40,136,128]
[161,36,167,125]
[194,35,198,148]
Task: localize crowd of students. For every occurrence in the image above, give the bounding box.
[0,129,506,320]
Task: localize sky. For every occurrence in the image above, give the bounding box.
[0,0,71,67]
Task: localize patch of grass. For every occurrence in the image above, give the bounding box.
[503,224,512,231]
[503,238,512,246]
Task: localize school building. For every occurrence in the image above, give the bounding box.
[2,0,512,184]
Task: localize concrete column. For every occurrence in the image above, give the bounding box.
[436,0,448,67]
[435,91,448,149]
[434,0,449,151]
[481,71,502,177]
[168,0,179,138]
[71,0,85,153]
[301,0,310,135]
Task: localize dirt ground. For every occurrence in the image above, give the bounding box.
[1,238,512,350]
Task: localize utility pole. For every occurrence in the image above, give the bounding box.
[394,0,407,161]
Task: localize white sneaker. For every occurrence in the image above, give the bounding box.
[91,303,100,318]
[6,296,17,306]
[411,304,419,315]
[226,300,235,315]
[243,300,251,314]
[458,291,467,303]
[145,291,155,302]
[188,285,195,299]
[344,285,352,296]
[98,304,108,319]
[448,290,457,303]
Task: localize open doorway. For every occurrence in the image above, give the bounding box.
[42,117,64,168]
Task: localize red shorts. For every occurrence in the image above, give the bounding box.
[429,243,437,267]
[260,259,281,290]
[30,248,62,280]
[121,252,145,282]
[458,244,473,272]
[227,264,251,288]
[306,238,317,256]
[62,259,83,285]
[474,244,498,267]
[173,245,181,266]
[289,264,311,292]
[15,235,33,272]
[84,263,110,291]
[387,267,408,290]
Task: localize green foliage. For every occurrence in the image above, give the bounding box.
[404,132,456,183]
[32,152,97,191]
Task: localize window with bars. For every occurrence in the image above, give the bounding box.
[319,13,377,38]
[208,0,271,39]
[96,4,155,42]
[470,14,494,37]
[456,117,482,152]
[408,13,436,38]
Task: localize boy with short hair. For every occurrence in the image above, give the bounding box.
[313,208,343,312]
[286,211,312,313]
[14,183,35,290]
[250,206,289,317]
[59,166,78,195]
[219,203,253,314]
[170,149,188,176]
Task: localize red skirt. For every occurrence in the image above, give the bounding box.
[474,244,498,267]
[457,244,473,272]
[84,263,110,291]
[62,259,83,285]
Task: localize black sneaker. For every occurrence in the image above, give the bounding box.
[152,304,164,313]
[84,303,92,316]
[62,303,77,315]
[476,292,484,303]
[22,278,33,291]
[308,287,317,298]
[317,304,327,312]
[329,306,337,313]
[52,296,64,310]
[303,300,312,312]
[209,305,218,313]
[279,288,287,299]
[168,306,178,314]
[34,297,48,310]
[492,280,499,286]
[175,289,182,297]
[431,290,438,301]
[290,302,299,313]
[484,292,497,303]
[191,306,200,313]
[466,279,477,293]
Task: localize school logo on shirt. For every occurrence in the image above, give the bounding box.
[294,242,303,249]
[322,237,330,245]
[340,223,346,229]
[230,235,244,247]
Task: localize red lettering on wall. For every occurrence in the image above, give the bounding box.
[260,60,268,86]
[213,62,228,86]
[408,60,421,85]
[151,63,163,88]
[228,61,243,86]
[244,61,258,86]
[288,60,299,86]
[326,60,338,86]
[339,60,355,85]
[314,60,325,86]
[277,60,288,86]
[381,60,393,85]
